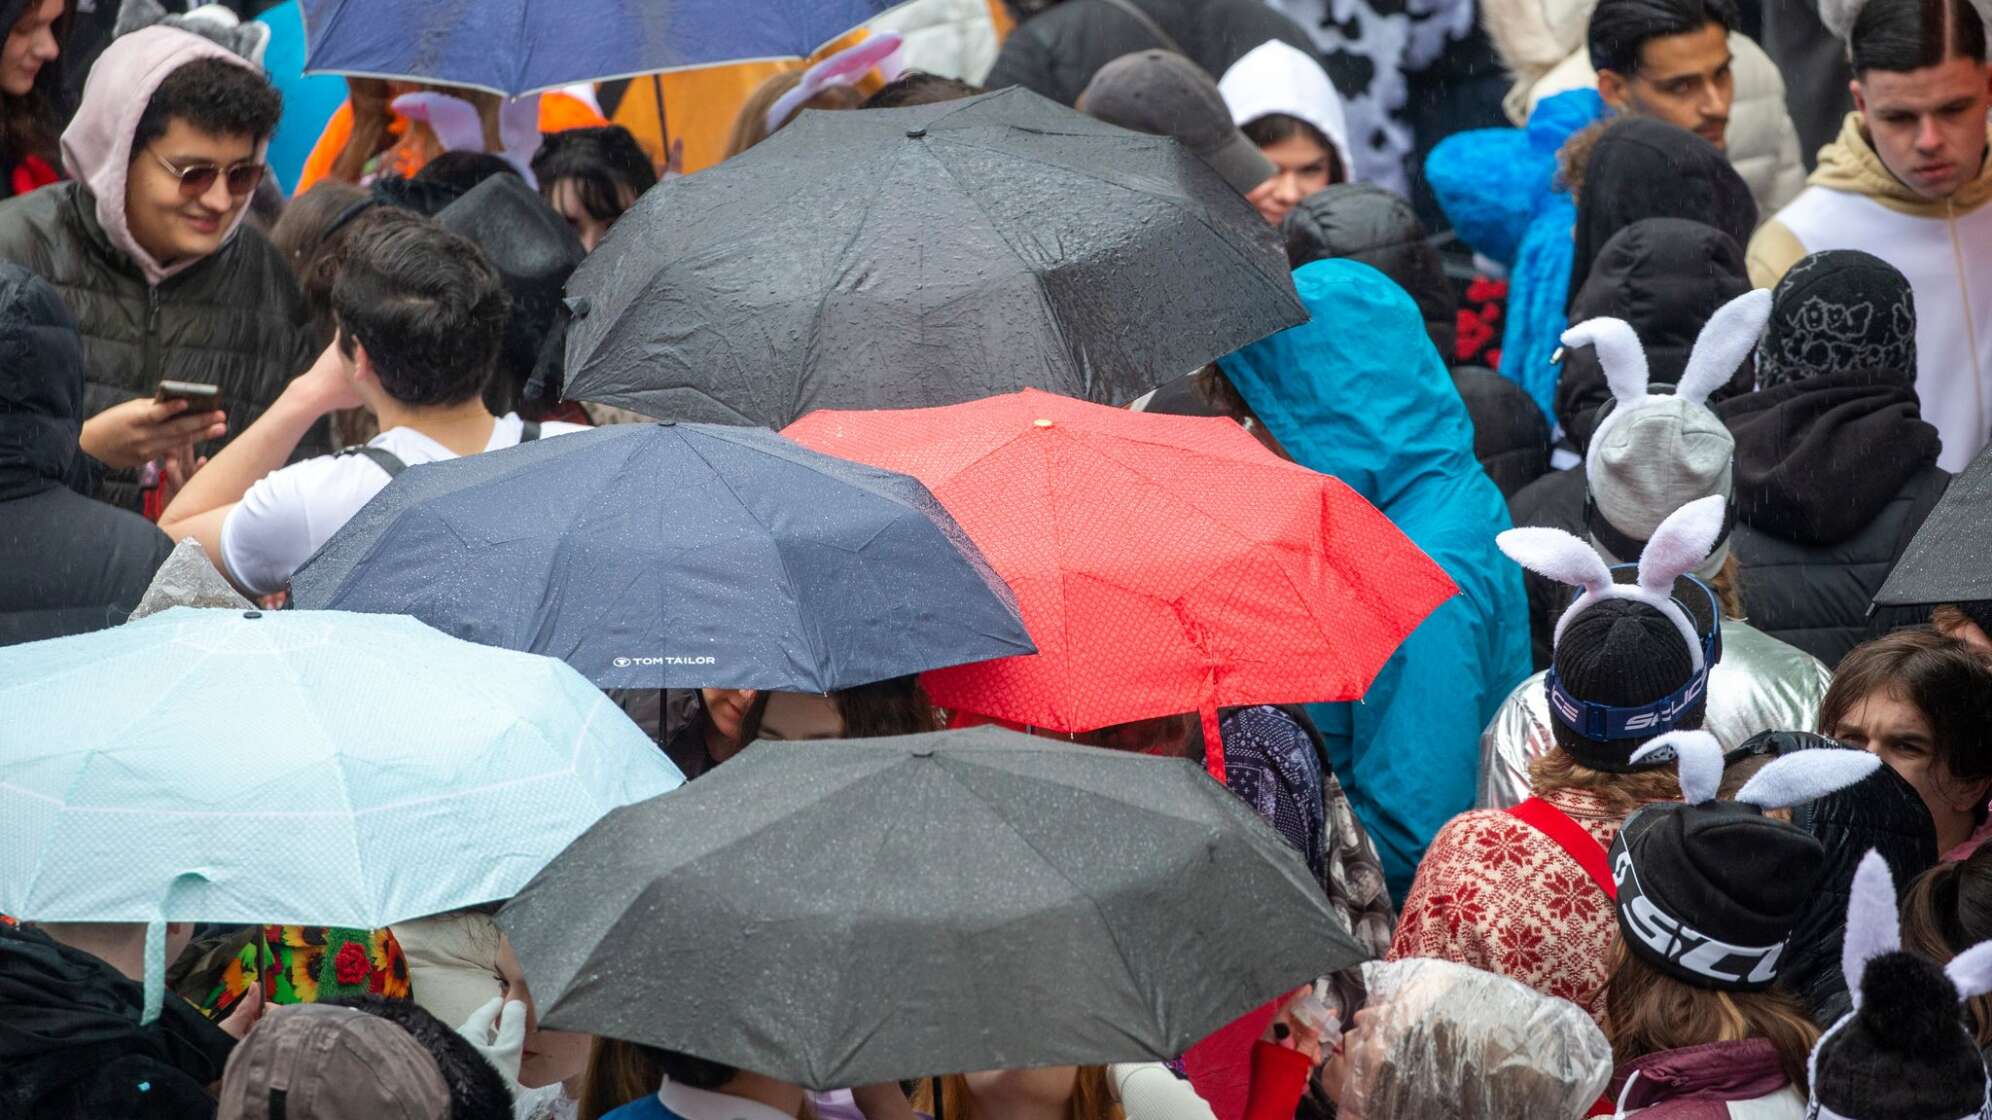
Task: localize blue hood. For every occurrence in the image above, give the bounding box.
[1219,259,1531,900]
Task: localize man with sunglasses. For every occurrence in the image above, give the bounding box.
[0,25,320,513]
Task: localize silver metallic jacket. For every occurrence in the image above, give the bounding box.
[1477,618,1835,809]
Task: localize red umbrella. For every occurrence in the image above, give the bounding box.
[783,389,1456,781]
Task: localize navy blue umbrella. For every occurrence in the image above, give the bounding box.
[288,423,1034,692]
[298,0,910,96]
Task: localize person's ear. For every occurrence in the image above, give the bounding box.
[1850,78,1867,116]
[348,337,378,389]
[1596,68,1632,111]
[1951,774,1992,816]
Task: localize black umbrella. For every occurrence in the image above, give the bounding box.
[549,88,1305,428]
[288,423,1033,692]
[1873,443,1992,608]
[497,727,1363,1089]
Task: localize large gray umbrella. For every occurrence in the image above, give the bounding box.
[550,88,1305,428]
[498,727,1362,1089]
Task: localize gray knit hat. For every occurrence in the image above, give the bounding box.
[1566,289,1770,580]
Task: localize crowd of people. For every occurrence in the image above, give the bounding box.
[4,0,1992,1118]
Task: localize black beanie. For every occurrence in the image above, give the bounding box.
[1611,802,1826,988]
[1810,952,1990,1118]
[1548,572,1715,772]
[1756,249,1917,389]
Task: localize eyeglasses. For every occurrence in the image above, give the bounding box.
[148,148,265,199]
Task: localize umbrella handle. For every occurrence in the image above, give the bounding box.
[140,915,167,1025]
[1200,696,1227,786]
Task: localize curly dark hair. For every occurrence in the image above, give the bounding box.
[132,57,282,154]
[331,208,510,407]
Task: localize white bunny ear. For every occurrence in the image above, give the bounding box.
[1677,289,1772,405]
[1736,749,1881,811]
[1946,941,1992,1000]
[1562,317,1651,407]
[1843,850,1901,1009]
[1629,730,1723,803]
[1497,526,1615,594]
[1637,496,1727,598]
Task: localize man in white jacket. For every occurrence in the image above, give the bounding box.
[1748,0,1992,471]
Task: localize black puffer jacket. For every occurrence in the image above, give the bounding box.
[1452,367,1549,499]
[1554,217,1753,449]
[0,261,172,646]
[1283,184,1456,357]
[0,924,234,1119]
[0,182,322,510]
[1772,733,1940,1026]
[1717,370,1949,666]
[983,0,1315,106]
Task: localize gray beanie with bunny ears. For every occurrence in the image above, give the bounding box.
[1565,289,1771,582]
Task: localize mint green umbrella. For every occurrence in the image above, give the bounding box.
[0,607,682,1020]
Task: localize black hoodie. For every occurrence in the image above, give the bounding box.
[0,261,173,645]
[0,924,234,1118]
[1567,118,1757,309]
[1554,217,1753,449]
[1718,370,1949,665]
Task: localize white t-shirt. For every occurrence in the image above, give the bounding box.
[220,413,586,595]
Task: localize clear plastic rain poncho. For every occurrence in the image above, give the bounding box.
[1339,958,1613,1120]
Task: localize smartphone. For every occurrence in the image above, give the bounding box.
[156,380,222,409]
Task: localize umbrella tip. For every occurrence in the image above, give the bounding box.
[243,610,262,619]
[1033,418,1053,429]
[906,127,926,139]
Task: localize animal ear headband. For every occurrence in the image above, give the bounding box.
[1628,731,1882,809]
[1841,851,1992,1010]
[1498,494,1728,671]
[1563,288,1771,474]
[766,32,906,135]
[391,91,544,188]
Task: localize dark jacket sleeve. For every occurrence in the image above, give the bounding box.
[982,22,1062,98]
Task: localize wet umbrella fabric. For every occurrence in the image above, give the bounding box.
[498,727,1365,1089]
[1873,442,1992,608]
[554,89,1305,428]
[0,607,682,1017]
[298,0,912,97]
[289,423,1032,692]
[784,389,1458,777]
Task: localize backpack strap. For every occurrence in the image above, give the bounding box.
[1506,797,1617,901]
[520,419,541,443]
[337,444,406,478]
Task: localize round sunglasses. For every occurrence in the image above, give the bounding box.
[148,148,266,199]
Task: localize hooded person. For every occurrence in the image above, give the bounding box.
[1714,250,1950,665]
[1748,0,1992,474]
[1425,87,1613,418]
[1215,39,1353,227]
[0,25,323,513]
[1566,117,1758,309]
[1757,730,1942,1027]
[0,921,236,1119]
[1552,217,1754,450]
[1214,258,1530,901]
[1602,731,1883,1117]
[1394,495,1726,1023]
[1805,850,1992,1120]
[1280,183,1552,498]
[0,262,174,646]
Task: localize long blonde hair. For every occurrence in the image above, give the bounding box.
[1604,937,1819,1092]
[911,1070,1124,1120]
[723,70,864,159]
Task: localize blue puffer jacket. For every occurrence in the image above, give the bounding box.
[1425,88,1608,423]
[1218,260,1531,902]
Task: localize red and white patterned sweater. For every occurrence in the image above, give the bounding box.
[1387,786,1629,1027]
